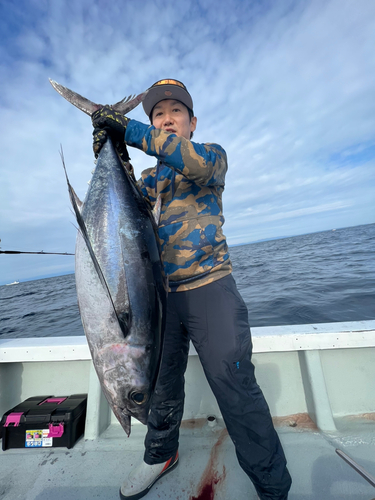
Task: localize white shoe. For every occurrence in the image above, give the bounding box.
[119,452,179,499]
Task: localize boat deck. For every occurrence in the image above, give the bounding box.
[1,322,375,499]
[1,416,375,500]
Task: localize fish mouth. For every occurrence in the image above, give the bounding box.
[116,405,149,435]
[126,406,149,426]
[120,411,131,437]
[135,412,149,425]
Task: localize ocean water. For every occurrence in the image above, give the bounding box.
[0,224,374,339]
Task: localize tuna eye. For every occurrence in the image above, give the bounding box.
[131,392,147,405]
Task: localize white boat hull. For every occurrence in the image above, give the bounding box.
[1,320,375,499]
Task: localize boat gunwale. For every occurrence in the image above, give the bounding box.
[1,320,374,363]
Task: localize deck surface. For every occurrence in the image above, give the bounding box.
[1,417,375,500]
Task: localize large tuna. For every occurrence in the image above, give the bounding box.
[50,80,166,436]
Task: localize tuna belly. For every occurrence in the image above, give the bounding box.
[75,232,124,349]
[75,232,157,430]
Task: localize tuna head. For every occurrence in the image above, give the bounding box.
[95,343,160,436]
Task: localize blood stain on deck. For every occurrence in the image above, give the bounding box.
[189,428,228,500]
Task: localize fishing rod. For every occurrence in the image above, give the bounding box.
[336,449,375,488]
[0,250,74,255]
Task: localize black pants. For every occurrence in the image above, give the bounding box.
[144,274,292,499]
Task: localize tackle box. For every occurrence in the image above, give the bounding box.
[0,394,87,451]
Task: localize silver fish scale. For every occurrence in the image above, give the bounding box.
[74,138,166,436]
[52,79,161,436]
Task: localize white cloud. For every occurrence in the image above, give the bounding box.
[0,0,374,283]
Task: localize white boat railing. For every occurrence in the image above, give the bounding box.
[1,320,374,440]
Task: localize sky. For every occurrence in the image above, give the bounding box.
[0,0,374,284]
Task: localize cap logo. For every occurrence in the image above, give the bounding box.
[164,91,172,96]
[152,79,186,90]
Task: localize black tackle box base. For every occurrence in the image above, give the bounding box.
[0,394,87,451]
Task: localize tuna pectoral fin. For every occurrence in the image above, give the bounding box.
[60,149,129,337]
[68,183,83,211]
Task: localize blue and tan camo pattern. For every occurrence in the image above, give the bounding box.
[125,120,232,292]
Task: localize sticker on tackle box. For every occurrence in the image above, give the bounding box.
[25,429,53,448]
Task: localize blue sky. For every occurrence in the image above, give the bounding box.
[0,0,374,284]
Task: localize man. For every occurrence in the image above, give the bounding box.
[91,79,292,500]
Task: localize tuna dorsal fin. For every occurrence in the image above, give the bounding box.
[60,147,129,337]
[152,195,162,226]
[49,79,148,116]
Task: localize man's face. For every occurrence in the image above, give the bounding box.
[151,99,197,140]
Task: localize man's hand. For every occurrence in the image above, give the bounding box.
[92,128,108,158]
[91,105,130,158]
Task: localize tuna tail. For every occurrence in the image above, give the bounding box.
[60,147,129,336]
[49,79,148,116]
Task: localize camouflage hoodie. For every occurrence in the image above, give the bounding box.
[125,120,232,292]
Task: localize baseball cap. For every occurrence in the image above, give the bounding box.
[142,79,194,118]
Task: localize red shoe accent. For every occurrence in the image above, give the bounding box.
[161,451,178,473]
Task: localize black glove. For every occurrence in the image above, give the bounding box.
[91,105,130,158]
[92,128,108,158]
